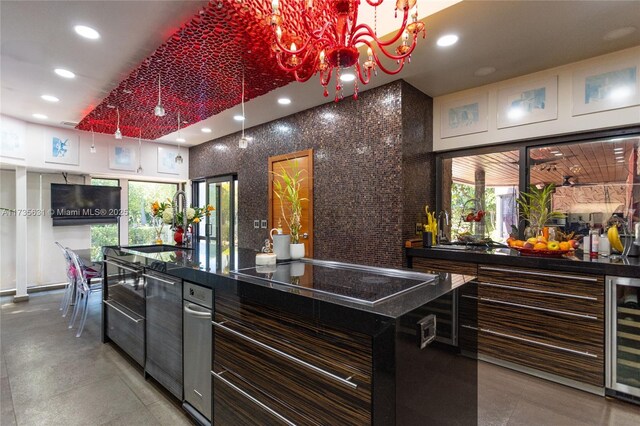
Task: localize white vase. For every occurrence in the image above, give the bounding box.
[290,243,305,260]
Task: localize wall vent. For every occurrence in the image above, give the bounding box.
[60,121,79,127]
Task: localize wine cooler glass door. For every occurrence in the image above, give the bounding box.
[607,276,640,398]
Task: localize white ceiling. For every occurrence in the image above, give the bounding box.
[2,1,639,148]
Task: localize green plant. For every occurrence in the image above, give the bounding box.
[272,163,307,244]
[516,184,565,233]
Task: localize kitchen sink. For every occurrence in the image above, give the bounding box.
[126,244,192,253]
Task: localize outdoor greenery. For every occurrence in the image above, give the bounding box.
[90,179,119,260]
[450,182,497,240]
[128,181,178,245]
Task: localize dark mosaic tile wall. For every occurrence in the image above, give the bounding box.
[190,80,433,267]
[401,83,435,250]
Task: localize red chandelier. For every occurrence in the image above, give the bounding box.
[270,0,425,101]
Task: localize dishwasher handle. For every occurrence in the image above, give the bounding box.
[184,303,211,318]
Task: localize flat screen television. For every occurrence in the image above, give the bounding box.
[51,183,122,226]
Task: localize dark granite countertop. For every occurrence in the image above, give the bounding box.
[406,246,640,278]
[103,245,475,318]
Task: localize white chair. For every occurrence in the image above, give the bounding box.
[55,242,76,317]
[67,250,102,337]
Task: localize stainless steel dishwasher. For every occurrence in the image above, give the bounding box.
[183,282,212,424]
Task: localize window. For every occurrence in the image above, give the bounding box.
[441,150,520,244]
[90,178,119,260]
[128,181,178,245]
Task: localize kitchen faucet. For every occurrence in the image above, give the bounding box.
[172,190,188,232]
[437,210,449,244]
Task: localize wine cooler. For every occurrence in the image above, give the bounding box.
[606,275,640,403]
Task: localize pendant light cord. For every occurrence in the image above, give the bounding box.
[241,70,245,138]
[158,74,162,103]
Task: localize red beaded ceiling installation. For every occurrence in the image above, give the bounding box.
[76,0,334,140]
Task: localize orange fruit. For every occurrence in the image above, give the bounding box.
[559,242,570,251]
[527,237,538,245]
[537,236,548,243]
[534,242,548,250]
[515,240,525,247]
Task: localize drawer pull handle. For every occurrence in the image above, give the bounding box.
[479,297,598,320]
[212,321,358,390]
[478,327,598,359]
[142,273,176,286]
[479,266,599,283]
[103,300,143,323]
[105,260,140,274]
[212,370,296,426]
[477,282,598,301]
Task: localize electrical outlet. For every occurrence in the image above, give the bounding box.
[253,220,260,229]
[261,220,267,228]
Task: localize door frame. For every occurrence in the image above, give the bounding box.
[268,149,314,258]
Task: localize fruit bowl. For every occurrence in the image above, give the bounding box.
[511,247,574,257]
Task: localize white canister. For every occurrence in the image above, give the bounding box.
[598,235,610,256]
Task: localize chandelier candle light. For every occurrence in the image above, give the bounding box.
[270,0,425,101]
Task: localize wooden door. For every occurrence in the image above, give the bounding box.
[268,149,313,258]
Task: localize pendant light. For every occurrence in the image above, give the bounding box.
[137,130,143,174]
[89,127,96,153]
[175,111,184,164]
[238,71,248,149]
[114,108,122,139]
[154,74,166,117]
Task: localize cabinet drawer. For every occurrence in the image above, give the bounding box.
[477,265,603,299]
[214,320,371,425]
[476,282,603,317]
[104,300,145,366]
[412,258,477,276]
[469,326,604,386]
[215,295,372,380]
[212,365,296,426]
[475,298,603,356]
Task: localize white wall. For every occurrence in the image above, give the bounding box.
[0,117,191,290]
[433,46,640,152]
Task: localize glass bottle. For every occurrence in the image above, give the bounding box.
[589,228,599,259]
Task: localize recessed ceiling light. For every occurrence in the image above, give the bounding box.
[41,94,59,102]
[107,104,115,108]
[616,156,624,160]
[614,147,624,152]
[74,25,100,40]
[54,68,75,79]
[617,159,625,163]
[339,73,356,82]
[550,150,560,154]
[437,34,458,47]
[474,67,496,76]
[603,26,637,41]
[554,153,563,156]
[277,97,292,105]
[177,137,186,143]
[233,115,245,121]
[32,113,48,120]
[201,127,212,133]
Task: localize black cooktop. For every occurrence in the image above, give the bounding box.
[232,259,437,306]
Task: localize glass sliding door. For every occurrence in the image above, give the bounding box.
[195,175,237,272]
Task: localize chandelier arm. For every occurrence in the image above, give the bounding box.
[356,34,418,61]
[319,67,334,87]
[303,11,334,41]
[351,10,410,46]
[363,40,410,74]
[275,47,317,73]
[293,67,317,83]
[355,62,371,85]
[272,21,333,56]
[364,0,384,6]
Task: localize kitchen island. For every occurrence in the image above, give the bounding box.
[102,245,478,425]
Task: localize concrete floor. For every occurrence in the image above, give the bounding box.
[1,290,193,426]
[1,290,639,425]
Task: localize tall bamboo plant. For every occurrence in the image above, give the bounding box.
[516,184,565,236]
[273,162,307,244]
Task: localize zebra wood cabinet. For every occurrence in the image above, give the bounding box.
[408,256,605,388]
